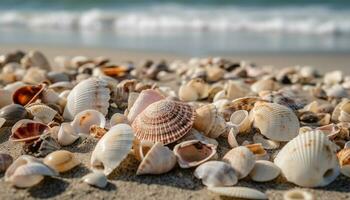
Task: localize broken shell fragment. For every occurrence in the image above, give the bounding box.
[90,125,108,139]
[22,134,61,157]
[194,161,237,187]
[71,109,106,134]
[43,150,80,173]
[223,146,255,179]
[208,186,267,200]
[249,160,280,182]
[26,103,58,124]
[82,172,108,188]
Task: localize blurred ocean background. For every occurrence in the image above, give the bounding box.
[0,0,350,55]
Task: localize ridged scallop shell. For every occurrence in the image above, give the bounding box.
[174,140,217,168]
[0,153,13,172]
[194,104,227,138]
[252,102,299,141]
[63,77,110,120]
[10,119,48,143]
[253,134,280,150]
[230,110,252,133]
[22,134,61,157]
[208,186,267,200]
[249,160,280,182]
[26,103,58,124]
[223,146,255,179]
[132,100,195,144]
[127,89,164,123]
[245,143,269,160]
[43,150,79,173]
[136,142,176,175]
[0,104,29,126]
[337,148,350,177]
[283,189,314,200]
[251,79,280,94]
[274,130,340,187]
[71,109,106,134]
[82,172,108,188]
[12,84,45,106]
[57,123,79,146]
[194,161,237,187]
[91,124,134,175]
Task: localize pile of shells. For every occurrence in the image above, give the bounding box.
[1,50,349,199]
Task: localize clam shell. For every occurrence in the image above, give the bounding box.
[249,160,280,182]
[174,140,217,168]
[91,124,134,175]
[26,103,58,124]
[230,110,251,133]
[71,109,106,134]
[283,189,314,200]
[222,146,255,179]
[110,113,129,127]
[274,130,340,187]
[136,142,176,175]
[251,79,280,94]
[82,172,108,188]
[0,153,13,172]
[194,104,227,138]
[337,148,350,177]
[57,123,79,146]
[253,134,280,150]
[132,100,195,144]
[208,186,267,200]
[194,161,237,187]
[0,104,29,126]
[12,84,45,106]
[10,119,48,143]
[63,77,110,120]
[43,150,79,173]
[252,102,299,141]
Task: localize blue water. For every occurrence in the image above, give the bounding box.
[0,0,350,55]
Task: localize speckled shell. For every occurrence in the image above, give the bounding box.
[91,124,134,175]
[274,131,340,187]
[252,102,299,141]
[337,148,350,177]
[249,160,280,182]
[26,103,58,124]
[82,172,108,188]
[43,150,79,173]
[223,146,255,179]
[0,153,13,172]
[63,77,111,120]
[132,100,195,145]
[10,119,48,143]
[0,104,29,126]
[71,109,106,134]
[208,187,267,200]
[12,84,45,106]
[194,161,237,187]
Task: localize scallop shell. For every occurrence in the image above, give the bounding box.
[337,148,350,177]
[252,102,299,141]
[251,79,280,94]
[43,150,79,173]
[208,186,267,200]
[71,109,106,134]
[0,153,13,172]
[91,124,134,175]
[283,189,314,200]
[12,84,45,106]
[26,103,58,124]
[82,172,108,188]
[22,134,61,157]
[57,123,79,146]
[136,142,176,175]
[223,146,255,179]
[178,128,218,146]
[110,113,129,127]
[0,104,29,126]
[249,160,280,182]
[274,130,340,187]
[127,89,164,123]
[174,140,217,168]
[245,143,269,160]
[194,161,237,187]
[132,100,195,144]
[63,77,110,120]
[253,134,280,150]
[10,119,48,143]
[230,110,252,133]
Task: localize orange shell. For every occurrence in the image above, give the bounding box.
[10,119,48,143]
[101,66,129,77]
[12,84,45,106]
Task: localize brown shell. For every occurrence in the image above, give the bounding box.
[12,84,46,106]
[0,153,13,172]
[132,100,195,144]
[101,65,129,77]
[10,119,48,143]
[221,97,262,120]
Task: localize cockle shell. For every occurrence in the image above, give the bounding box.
[110,113,129,127]
[82,172,108,188]
[283,189,314,200]
[208,186,267,200]
[0,104,29,126]
[274,130,340,187]
[337,148,350,177]
[12,84,45,106]
[253,134,280,150]
[26,103,58,124]
[136,142,176,175]
[5,155,57,188]
[10,119,48,143]
[251,79,280,94]
[0,153,13,172]
[230,110,251,133]
[132,100,195,144]
[57,123,79,146]
[43,150,79,173]
[252,102,299,141]
[127,89,164,123]
[71,109,106,134]
[194,161,237,187]
[249,160,280,182]
[174,140,217,168]
[91,124,134,175]
[63,77,111,120]
[223,146,255,179]
[245,143,269,160]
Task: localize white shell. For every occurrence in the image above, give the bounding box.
[230,110,251,133]
[249,160,280,182]
[283,189,314,200]
[325,85,348,98]
[57,123,79,146]
[251,79,280,94]
[227,126,239,148]
[26,104,58,124]
[110,113,129,127]
[91,124,134,175]
[324,70,343,85]
[82,172,108,188]
[253,134,280,150]
[71,109,106,134]
[222,146,255,179]
[194,161,237,187]
[208,186,267,200]
[274,131,340,187]
[178,129,218,146]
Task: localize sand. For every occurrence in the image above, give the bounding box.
[0,44,350,200]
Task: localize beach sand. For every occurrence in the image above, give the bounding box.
[0,44,350,200]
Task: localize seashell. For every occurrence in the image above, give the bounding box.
[174,140,217,168]
[82,172,108,188]
[324,70,343,85]
[208,186,267,200]
[22,67,48,84]
[206,66,225,82]
[0,89,13,108]
[110,113,129,127]
[132,100,195,144]
[245,143,269,160]
[91,124,134,175]
[5,155,57,188]
[21,50,51,70]
[194,161,237,187]
[127,89,164,123]
[227,126,239,148]
[10,119,48,143]
[224,80,251,100]
[337,148,350,177]
[12,84,45,106]
[252,102,299,141]
[132,140,154,161]
[283,189,314,200]
[22,134,61,157]
[112,79,137,109]
[0,153,13,172]
[230,110,251,133]
[332,99,349,122]
[49,81,74,92]
[338,101,350,122]
[0,104,30,126]
[3,81,27,93]
[253,134,280,150]
[220,97,262,121]
[26,103,58,124]
[316,123,340,139]
[178,84,199,102]
[300,112,331,126]
[194,104,228,139]
[100,65,129,77]
[136,142,176,175]
[90,125,108,139]
[249,160,280,182]
[71,109,106,134]
[57,122,79,146]
[63,77,110,120]
[251,79,280,94]
[260,90,304,111]
[47,71,70,83]
[274,130,340,187]
[179,78,209,102]
[222,146,255,179]
[41,89,66,107]
[178,128,218,146]
[213,90,225,102]
[325,84,348,98]
[71,56,91,68]
[43,150,79,173]
[127,92,139,111]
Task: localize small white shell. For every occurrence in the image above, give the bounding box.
[223,146,255,179]
[82,172,108,188]
[194,161,237,187]
[57,123,79,146]
[283,189,314,200]
[324,70,343,85]
[208,186,267,200]
[251,79,280,94]
[249,160,280,182]
[227,126,239,148]
[71,109,106,134]
[230,110,251,133]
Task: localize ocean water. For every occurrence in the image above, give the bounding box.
[0,0,350,55]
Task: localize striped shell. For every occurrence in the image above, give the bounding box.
[63,77,110,120]
[10,119,48,143]
[132,100,195,145]
[0,153,13,172]
[208,187,267,200]
[12,84,45,106]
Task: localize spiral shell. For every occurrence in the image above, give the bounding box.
[43,150,79,173]
[223,146,255,179]
[0,153,13,172]
[194,161,237,187]
[208,187,267,200]
[10,119,48,143]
